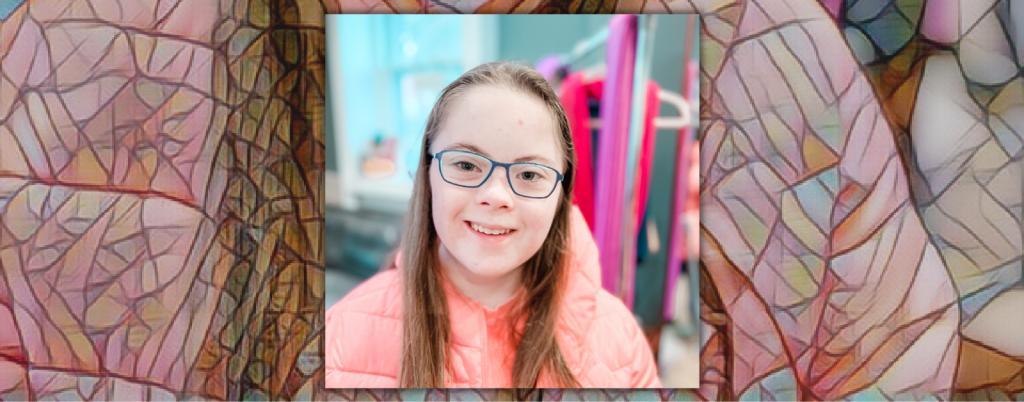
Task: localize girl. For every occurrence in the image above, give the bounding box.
[325,61,661,388]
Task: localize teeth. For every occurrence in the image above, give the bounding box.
[471,223,509,235]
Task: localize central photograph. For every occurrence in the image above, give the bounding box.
[323,14,699,389]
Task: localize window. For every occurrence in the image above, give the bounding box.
[326,15,497,212]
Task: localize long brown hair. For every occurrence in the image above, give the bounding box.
[396,61,580,388]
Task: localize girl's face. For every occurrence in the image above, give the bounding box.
[429,85,564,284]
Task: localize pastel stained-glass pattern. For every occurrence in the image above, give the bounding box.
[330,0,1022,400]
[697,1,958,400]
[0,0,325,400]
[840,0,1024,399]
[3,0,1023,400]
[695,0,1024,400]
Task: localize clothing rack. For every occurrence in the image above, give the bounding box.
[566,21,690,132]
[546,16,697,316]
[588,90,691,131]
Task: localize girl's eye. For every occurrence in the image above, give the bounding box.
[457,162,476,171]
[520,172,537,181]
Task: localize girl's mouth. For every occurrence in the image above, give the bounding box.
[465,221,516,237]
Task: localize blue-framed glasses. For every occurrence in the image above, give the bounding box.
[431,150,564,199]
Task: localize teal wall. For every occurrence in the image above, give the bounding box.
[498,15,613,66]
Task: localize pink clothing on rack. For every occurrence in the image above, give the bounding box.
[633,81,661,234]
[594,15,637,297]
[686,142,699,261]
[563,74,661,294]
[560,16,665,312]
[561,73,597,232]
[536,55,564,83]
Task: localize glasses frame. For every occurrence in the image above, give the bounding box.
[431,149,565,199]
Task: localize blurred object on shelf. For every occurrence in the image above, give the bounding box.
[361,134,398,179]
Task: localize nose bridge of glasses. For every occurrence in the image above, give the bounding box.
[484,161,517,194]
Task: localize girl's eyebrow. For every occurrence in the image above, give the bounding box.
[445,142,487,155]
[513,155,556,166]
[445,142,557,167]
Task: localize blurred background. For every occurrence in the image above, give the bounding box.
[325,14,699,387]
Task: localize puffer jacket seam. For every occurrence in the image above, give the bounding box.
[337,279,396,306]
[338,368,398,379]
[340,310,400,322]
[586,315,635,373]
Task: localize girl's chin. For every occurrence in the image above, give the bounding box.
[462,260,520,276]
[447,254,522,277]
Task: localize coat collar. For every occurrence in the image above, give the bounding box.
[549,205,603,385]
[393,206,605,386]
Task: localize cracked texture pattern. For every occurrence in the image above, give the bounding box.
[696,0,960,399]
[843,0,1024,399]
[3,0,1023,400]
[694,0,1024,400]
[0,0,326,400]
[322,3,1024,400]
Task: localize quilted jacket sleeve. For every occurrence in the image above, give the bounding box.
[324,270,403,388]
[325,297,402,388]
[590,290,663,388]
[627,316,662,388]
[324,301,347,387]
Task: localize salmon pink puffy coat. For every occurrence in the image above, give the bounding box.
[325,206,661,388]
